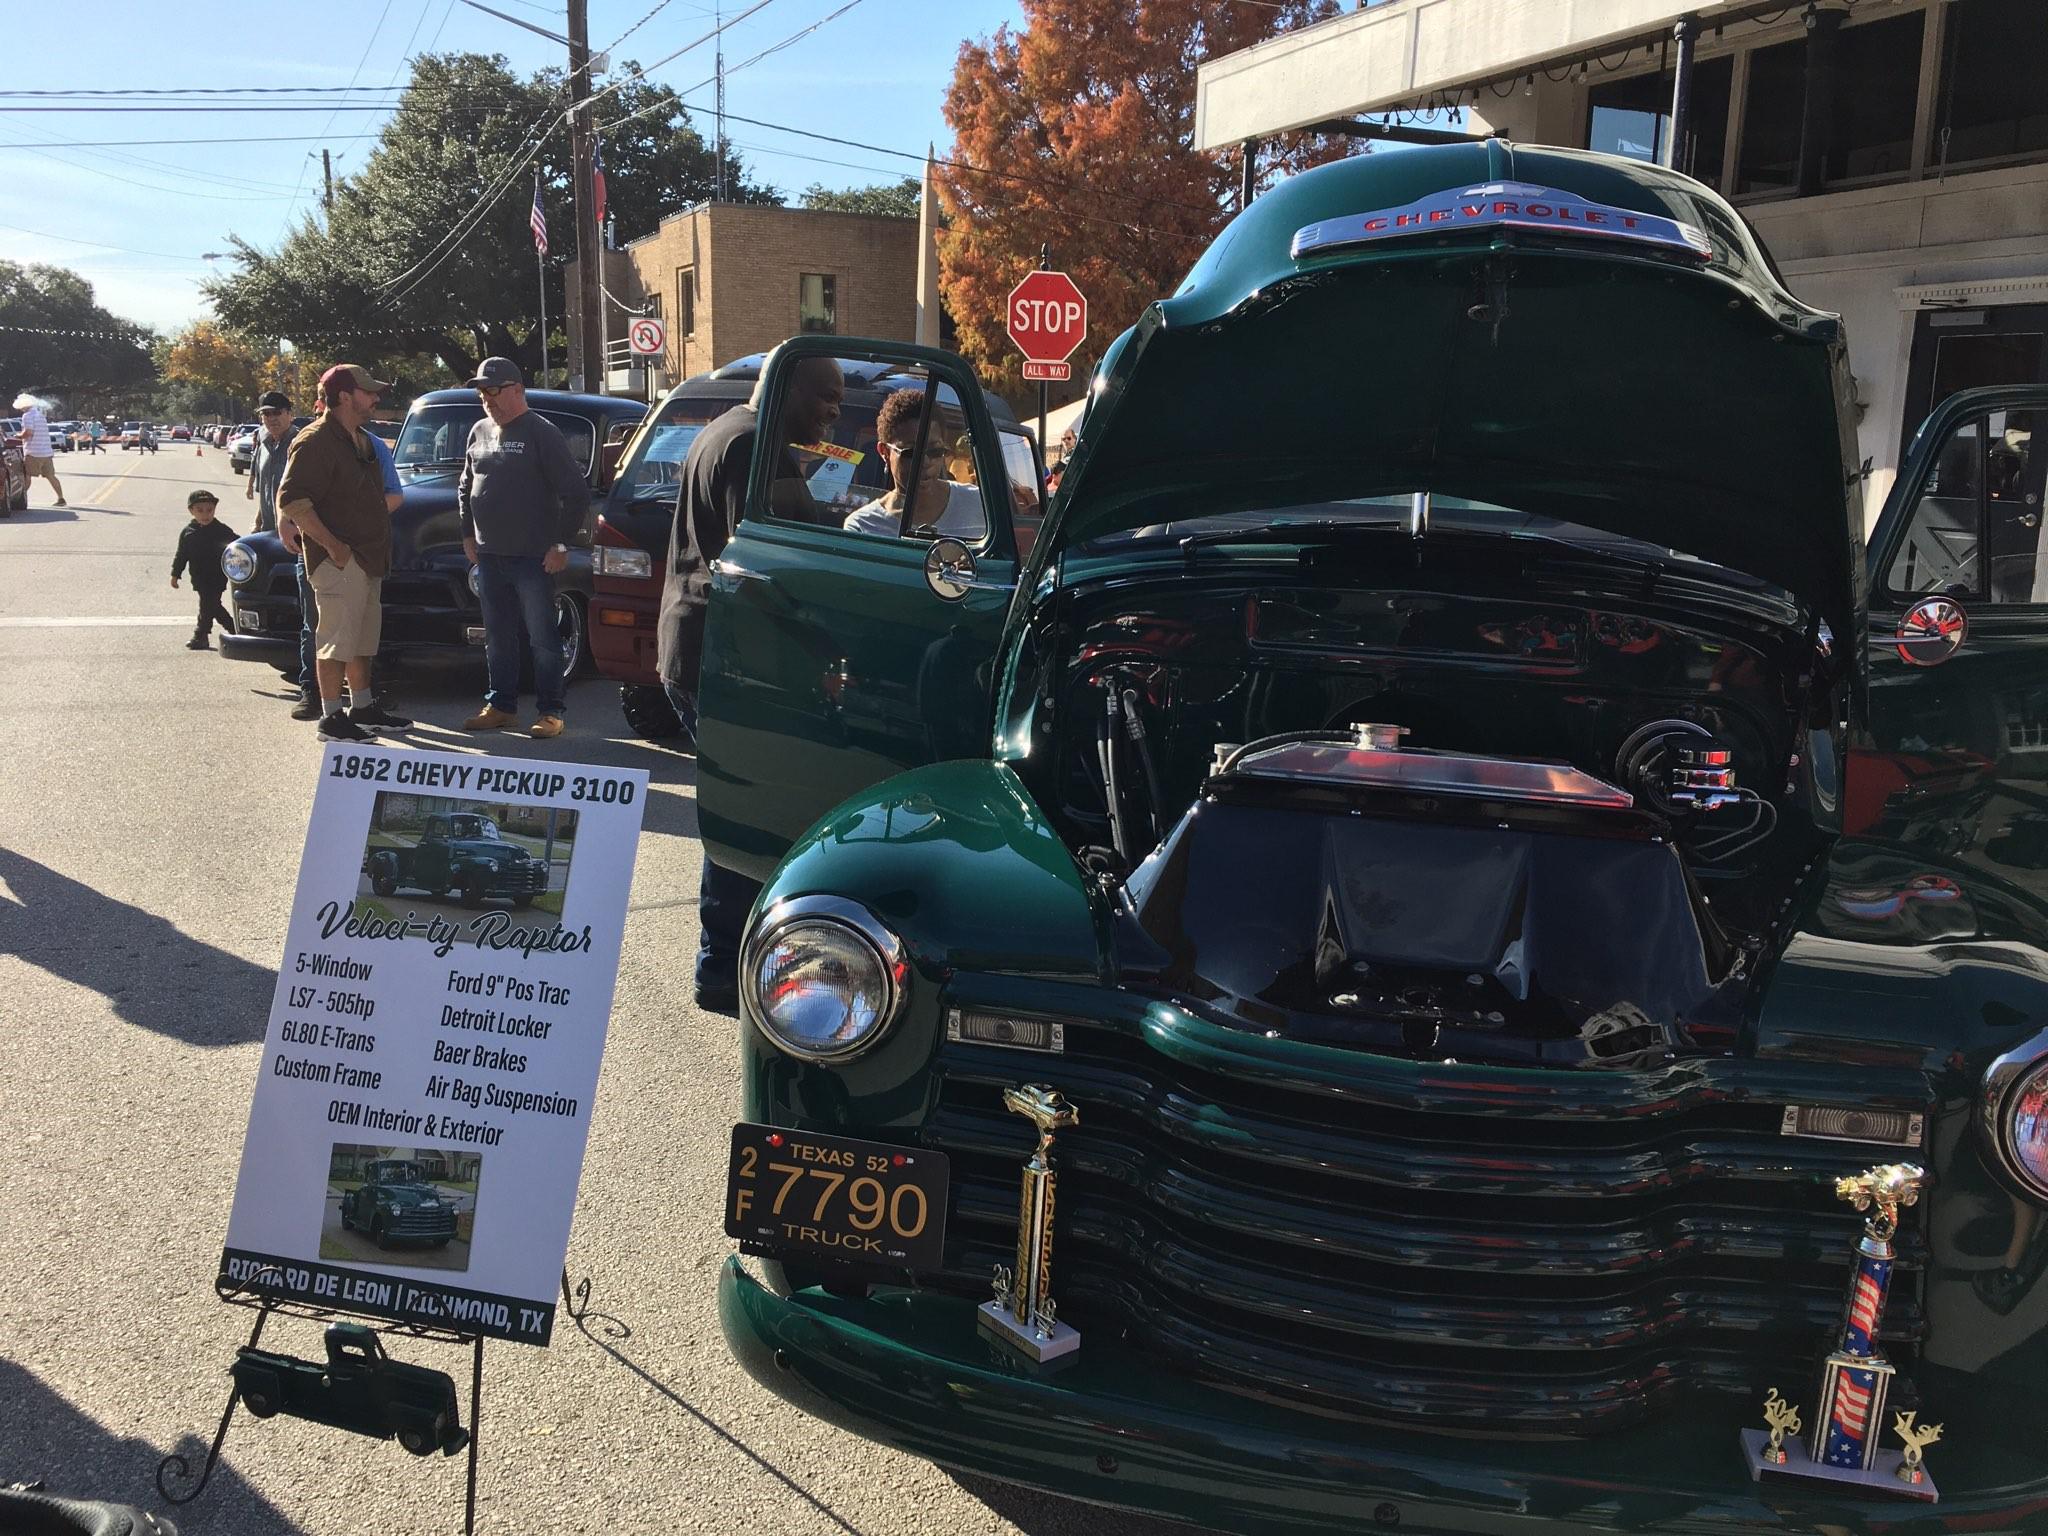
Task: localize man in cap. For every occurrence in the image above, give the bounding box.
[456,357,586,740]
[275,364,411,741]
[246,390,298,533]
[10,394,65,507]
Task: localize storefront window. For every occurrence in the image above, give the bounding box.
[1930,0,2048,170]
[1586,56,1731,187]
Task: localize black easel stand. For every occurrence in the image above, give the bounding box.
[157,1269,489,1534]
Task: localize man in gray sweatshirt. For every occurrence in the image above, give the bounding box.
[456,356,587,739]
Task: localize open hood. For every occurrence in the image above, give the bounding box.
[1047,142,1865,642]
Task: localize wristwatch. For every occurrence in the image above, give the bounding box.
[551,543,568,556]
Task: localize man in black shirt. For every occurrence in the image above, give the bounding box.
[457,357,587,739]
[657,355,843,1011]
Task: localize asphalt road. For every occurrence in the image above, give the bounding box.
[0,444,1197,1536]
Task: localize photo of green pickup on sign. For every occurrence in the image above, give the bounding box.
[322,1143,480,1272]
[353,794,578,944]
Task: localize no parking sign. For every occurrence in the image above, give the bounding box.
[627,317,665,356]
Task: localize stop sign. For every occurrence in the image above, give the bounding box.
[1006,270,1088,364]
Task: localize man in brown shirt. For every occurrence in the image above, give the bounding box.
[277,364,411,741]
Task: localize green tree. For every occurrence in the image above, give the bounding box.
[939,0,1344,393]
[800,178,922,218]
[206,53,779,386]
[158,322,271,412]
[0,262,156,408]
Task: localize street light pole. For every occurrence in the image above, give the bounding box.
[568,0,603,392]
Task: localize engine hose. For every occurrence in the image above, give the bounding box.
[1099,689,1130,864]
[1121,686,1165,841]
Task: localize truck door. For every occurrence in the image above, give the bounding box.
[695,338,1022,881]
[1862,386,2048,902]
[413,819,451,891]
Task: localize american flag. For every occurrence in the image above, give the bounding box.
[530,172,549,257]
[1823,1364,1881,1467]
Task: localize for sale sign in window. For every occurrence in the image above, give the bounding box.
[219,745,648,1345]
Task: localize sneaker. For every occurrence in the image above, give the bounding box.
[349,703,413,730]
[290,696,323,722]
[54,498,66,507]
[529,715,565,739]
[186,632,211,650]
[462,705,518,731]
[318,711,369,742]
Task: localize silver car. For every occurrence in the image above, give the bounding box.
[228,424,261,474]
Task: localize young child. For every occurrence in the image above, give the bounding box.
[171,489,239,650]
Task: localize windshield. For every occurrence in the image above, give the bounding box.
[375,1163,422,1183]
[397,404,596,475]
[447,816,501,840]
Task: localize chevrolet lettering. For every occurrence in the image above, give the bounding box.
[705,142,2048,1535]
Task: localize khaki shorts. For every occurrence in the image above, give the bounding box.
[308,558,382,661]
[24,455,56,481]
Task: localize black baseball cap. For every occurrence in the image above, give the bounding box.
[188,489,220,507]
[258,391,292,412]
[466,356,524,389]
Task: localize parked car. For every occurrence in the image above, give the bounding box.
[364,418,401,446]
[1,431,25,513]
[219,388,647,675]
[707,143,2048,1533]
[364,812,547,908]
[117,421,143,447]
[227,424,261,473]
[338,1158,458,1249]
[171,424,191,441]
[588,355,1041,740]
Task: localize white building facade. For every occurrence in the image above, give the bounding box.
[1197,0,2048,515]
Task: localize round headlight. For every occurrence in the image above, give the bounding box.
[467,564,482,597]
[745,898,906,1061]
[222,543,257,585]
[1984,1031,2048,1202]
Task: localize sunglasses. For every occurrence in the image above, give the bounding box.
[477,385,509,398]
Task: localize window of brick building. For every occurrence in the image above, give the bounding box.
[799,273,837,335]
[677,266,695,336]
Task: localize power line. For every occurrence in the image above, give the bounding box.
[0,133,388,149]
[0,218,212,261]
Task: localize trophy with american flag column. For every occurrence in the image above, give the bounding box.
[1739,1163,1940,1501]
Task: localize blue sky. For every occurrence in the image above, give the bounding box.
[0,0,1025,331]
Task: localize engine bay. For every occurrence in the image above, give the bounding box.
[1009,533,1843,1065]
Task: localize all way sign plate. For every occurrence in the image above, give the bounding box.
[1022,359,1072,382]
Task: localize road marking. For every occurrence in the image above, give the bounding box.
[82,456,144,507]
[0,615,196,627]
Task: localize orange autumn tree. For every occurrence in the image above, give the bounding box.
[938,0,1345,397]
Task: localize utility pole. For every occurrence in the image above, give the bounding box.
[322,149,333,213]
[567,0,603,391]
[714,3,727,202]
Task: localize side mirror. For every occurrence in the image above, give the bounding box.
[924,538,975,601]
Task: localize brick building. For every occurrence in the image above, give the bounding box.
[566,202,920,395]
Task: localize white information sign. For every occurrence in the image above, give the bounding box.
[219,744,648,1346]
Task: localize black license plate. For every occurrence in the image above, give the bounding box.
[725,1123,949,1271]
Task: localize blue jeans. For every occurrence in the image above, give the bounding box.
[665,679,758,990]
[296,558,317,698]
[476,553,564,717]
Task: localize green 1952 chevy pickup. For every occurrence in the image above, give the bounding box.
[699,141,2048,1534]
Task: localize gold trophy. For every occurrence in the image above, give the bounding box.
[1893,1412,1943,1486]
[1740,1163,1939,1501]
[1759,1389,1801,1466]
[977,1084,1081,1363]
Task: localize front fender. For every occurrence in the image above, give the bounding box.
[743,762,1106,1130]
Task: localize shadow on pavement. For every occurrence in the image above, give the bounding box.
[0,848,274,1048]
[0,1356,307,1536]
[570,1314,874,1536]
[5,505,79,524]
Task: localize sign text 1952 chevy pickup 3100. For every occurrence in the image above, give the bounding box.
[699,142,2048,1534]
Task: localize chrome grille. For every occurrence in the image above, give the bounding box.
[920,993,1930,1435]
